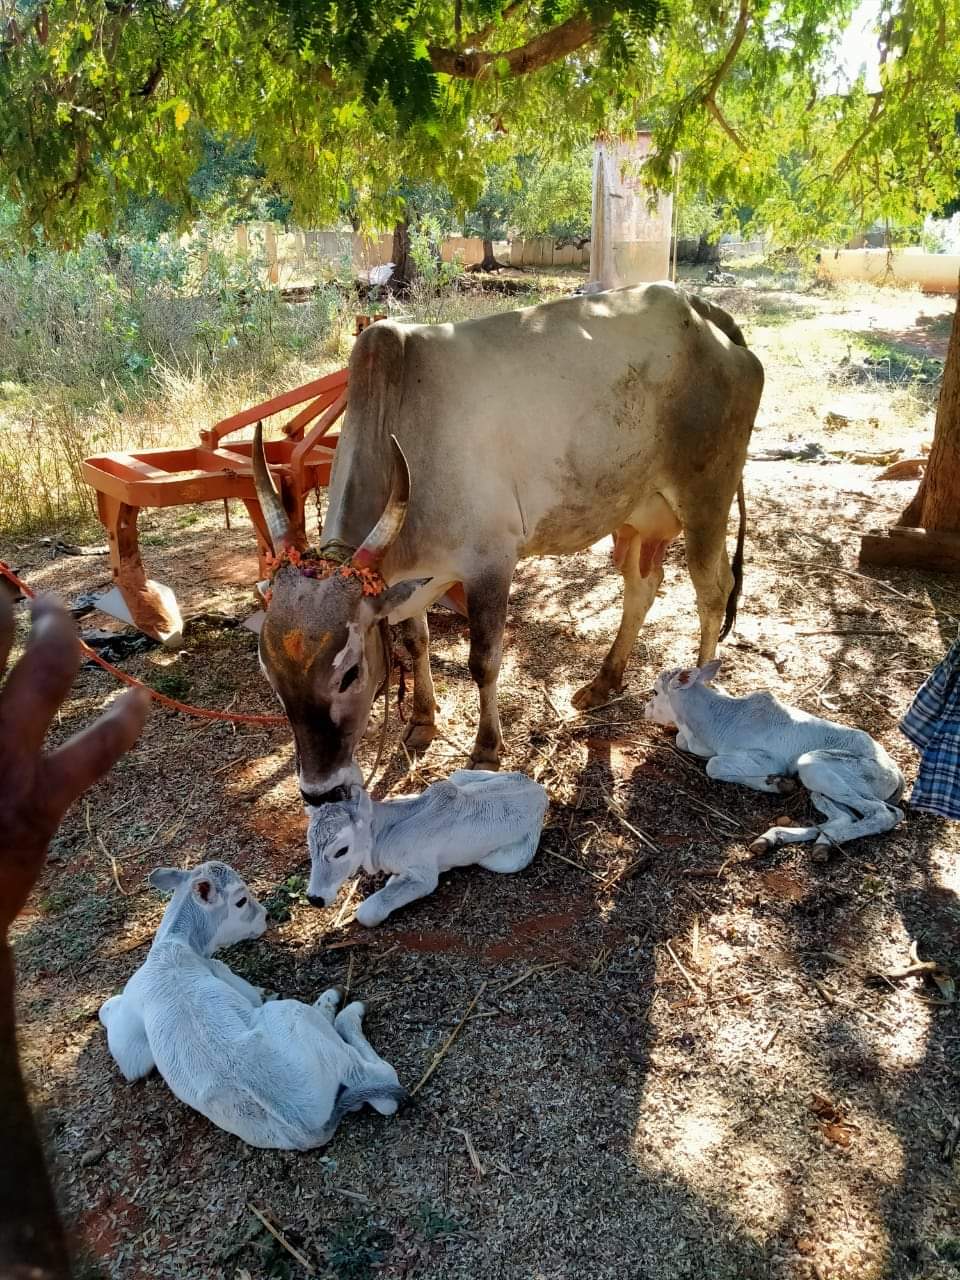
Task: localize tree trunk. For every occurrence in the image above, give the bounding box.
[391,219,415,289]
[478,236,504,271]
[695,233,720,265]
[899,287,960,532]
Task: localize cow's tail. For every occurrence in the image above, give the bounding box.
[687,291,750,643]
[720,480,747,642]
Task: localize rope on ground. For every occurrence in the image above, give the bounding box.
[0,560,287,727]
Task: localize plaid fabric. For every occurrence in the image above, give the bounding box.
[900,636,960,819]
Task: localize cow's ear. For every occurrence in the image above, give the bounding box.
[360,578,432,624]
[697,659,722,685]
[148,867,189,893]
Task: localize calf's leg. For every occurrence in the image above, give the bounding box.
[314,988,342,1022]
[100,996,155,1081]
[334,1002,403,1115]
[705,750,796,793]
[465,570,512,768]
[572,532,664,710]
[400,614,438,753]
[355,867,440,927]
[797,752,903,845]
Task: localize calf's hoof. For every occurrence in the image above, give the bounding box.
[766,774,797,794]
[749,834,774,854]
[571,678,618,711]
[403,721,437,755]
[355,898,387,928]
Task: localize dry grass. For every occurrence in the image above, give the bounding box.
[4,274,960,1280]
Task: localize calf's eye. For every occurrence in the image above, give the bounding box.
[332,846,349,860]
[236,896,247,908]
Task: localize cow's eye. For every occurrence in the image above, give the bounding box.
[332,846,349,860]
[236,896,247,908]
[338,664,360,693]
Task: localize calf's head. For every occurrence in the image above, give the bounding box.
[643,660,722,726]
[252,424,426,805]
[306,786,373,907]
[149,860,267,954]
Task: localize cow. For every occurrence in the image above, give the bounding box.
[252,282,764,806]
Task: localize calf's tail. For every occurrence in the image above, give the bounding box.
[719,480,747,642]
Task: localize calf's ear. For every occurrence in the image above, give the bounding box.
[697,659,722,685]
[192,877,220,905]
[148,867,189,893]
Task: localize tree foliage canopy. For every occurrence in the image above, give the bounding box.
[0,0,958,245]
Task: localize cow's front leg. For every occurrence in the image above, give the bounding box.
[465,570,511,768]
[400,614,437,754]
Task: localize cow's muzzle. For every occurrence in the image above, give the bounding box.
[301,784,350,807]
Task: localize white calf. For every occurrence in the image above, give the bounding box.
[644,661,905,851]
[307,770,548,926]
[99,860,405,1149]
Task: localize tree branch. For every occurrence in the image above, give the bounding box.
[701,0,749,151]
[464,0,527,51]
[705,97,746,150]
[430,8,605,79]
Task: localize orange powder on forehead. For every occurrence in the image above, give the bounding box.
[282,628,306,663]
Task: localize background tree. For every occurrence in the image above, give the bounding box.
[510,149,593,248]
[463,161,522,270]
[3,0,960,564]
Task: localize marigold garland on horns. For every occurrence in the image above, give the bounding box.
[263,545,386,606]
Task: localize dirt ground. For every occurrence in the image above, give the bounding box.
[4,276,960,1280]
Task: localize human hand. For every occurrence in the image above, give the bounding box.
[0,593,149,933]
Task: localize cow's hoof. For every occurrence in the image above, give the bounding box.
[766,774,797,794]
[403,721,437,754]
[749,834,774,854]
[468,749,501,771]
[571,679,616,710]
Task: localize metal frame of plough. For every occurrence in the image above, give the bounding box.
[81,368,348,644]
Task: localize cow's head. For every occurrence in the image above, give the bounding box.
[252,424,426,805]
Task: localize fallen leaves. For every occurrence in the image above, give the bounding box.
[810,1092,859,1148]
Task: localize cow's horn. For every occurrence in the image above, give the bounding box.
[252,420,292,552]
[353,435,410,568]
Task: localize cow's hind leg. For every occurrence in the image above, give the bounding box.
[400,614,438,754]
[684,517,735,665]
[465,570,512,768]
[572,532,664,710]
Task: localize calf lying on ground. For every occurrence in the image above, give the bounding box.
[307,770,549,926]
[644,661,905,851]
[99,860,405,1149]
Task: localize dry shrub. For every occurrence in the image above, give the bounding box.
[0,230,351,535]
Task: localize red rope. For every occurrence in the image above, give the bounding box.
[0,560,287,727]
